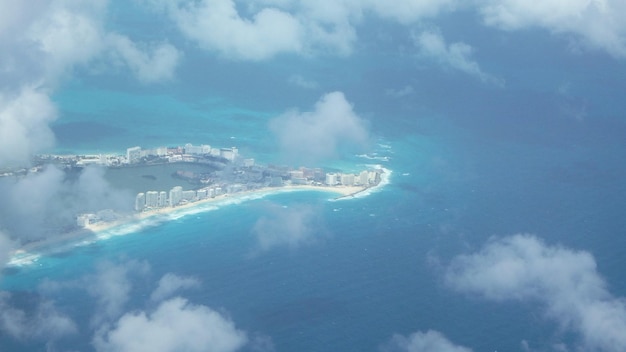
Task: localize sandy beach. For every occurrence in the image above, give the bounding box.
[6,183,373,266]
[86,183,367,233]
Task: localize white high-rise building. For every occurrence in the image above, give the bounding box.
[368,171,379,184]
[169,186,183,207]
[340,173,355,186]
[325,173,338,186]
[135,193,145,211]
[145,191,159,208]
[126,146,141,164]
[359,170,369,185]
[182,190,196,201]
[220,147,238,161]
[158,191,167,207]
[197,189,208,199]
[184,143,211,155]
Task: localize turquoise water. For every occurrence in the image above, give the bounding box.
[6,111,626,350]
[3,7,626,352]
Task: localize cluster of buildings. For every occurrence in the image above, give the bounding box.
[32,143,240,169]
[126,144,238,164]
[279,168,378,187]
[132,168,381,213]
[135,185,227,211]
[324,170,378,187]
[68,141,385,228]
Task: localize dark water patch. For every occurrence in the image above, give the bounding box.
[104,163,218,194]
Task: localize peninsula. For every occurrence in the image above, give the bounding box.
[5,142,386,264]
[68,143,383,228]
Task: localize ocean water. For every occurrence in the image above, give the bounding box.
[6,113,626,351]
[3,7,626,352]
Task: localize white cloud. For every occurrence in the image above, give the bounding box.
[479,0,626,58]
[147,0,626,60]
[297,0,359,55]
[0,1,181,167]
[385,330,472,352]
[148,0,360,59]
[107,34,182,83]
[0,292,77,341]
[0,87,57,167]
[252,203,327,251]
[25,0,107,81]
[0,165,134,242]
[269,91,369,163]
[414,29,503,86]
[150,273,200,302]
[94,297,248,352]
[268,0,458,27]
[167,0,463,60]
[0,231,14,272]
[87,260,150,326]
[363,0,459,24]
[162,0,302,61]
[0,1,45,39]
[15,0,181,83]
[446,234,626,351]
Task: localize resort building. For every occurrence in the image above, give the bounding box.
[184,143,211,155]
[340,173,355,186]
[182,190,196,201]
[325,173,338,186]
[135,193,145,211]
[145,191,159,208]
[158,191,167,207]
[359,171,369,186]
[126,146,141,164]
[169,186,183,207]
[220,147,238,161]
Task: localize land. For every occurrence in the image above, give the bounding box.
[85,183,368,233]
[4,142,385,265]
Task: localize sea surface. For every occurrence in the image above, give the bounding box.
[2,8,626,352]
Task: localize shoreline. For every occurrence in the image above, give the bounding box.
[6,174,389,267]
[85,183,367,233]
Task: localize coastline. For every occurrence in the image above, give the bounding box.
[6,174,388,267]
[85,183,367,233]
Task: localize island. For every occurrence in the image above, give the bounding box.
[5,142,387,265]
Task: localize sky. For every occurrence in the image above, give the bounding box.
[1,0,626,351]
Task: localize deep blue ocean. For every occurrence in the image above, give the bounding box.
[2,5,626,352]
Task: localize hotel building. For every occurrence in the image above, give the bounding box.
[145,191,159,208]
[126,146,141,164]
[135,193,145,211]
[169,186,183,207]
